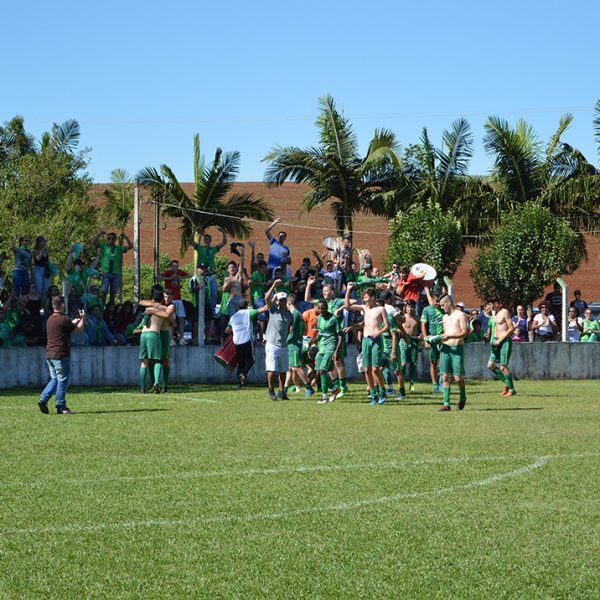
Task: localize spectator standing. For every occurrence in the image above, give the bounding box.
[476,302,493,334]
[511,305,528,342]
[85,305,117,346]
[581,309,600,342]
[93,231,133,306]
[264,218,290,278]
[397,269,427,314]
[570,290,588,316]
[544,283,563,329]
[566,307,584,342]
[11,235,32,297]
[17,282,43,345]
[65,244,100,301]
[38,295,86,414]
[249,260,269,343]
[189,227,227,313]
[531,304,557,341]
[264,280,293,400]
[160,259,190,345]
[32,236,51,296]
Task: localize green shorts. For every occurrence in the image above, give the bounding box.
[160,330,172,360]
[428,341,441,362]
[400,337,419,366]
[139,331,162,361]
[315,345,336,372]
[489,338,512,366]
[288,342,302,368]
[362,335,384,368]
[439,344,465,377]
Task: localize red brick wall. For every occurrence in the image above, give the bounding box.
[92,182,600,306]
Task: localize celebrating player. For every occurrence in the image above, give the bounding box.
[487,298,517,397]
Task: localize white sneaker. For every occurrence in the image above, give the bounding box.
[179,338,189,346]
[318,394,328,404]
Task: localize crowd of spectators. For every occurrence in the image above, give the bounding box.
[0,224,598,349]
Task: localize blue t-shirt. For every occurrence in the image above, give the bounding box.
[267,236,290,271]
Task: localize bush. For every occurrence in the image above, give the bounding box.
[386,202,464,276]
[471,202,582,309]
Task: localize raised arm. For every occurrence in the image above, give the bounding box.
[122,233,133,252]
[265,218,281,241]
[91,231,105,247]
[264,279,280,308]
[216,227,228,250]
[65,244,75,272]
[249,240,258,272]
[305,275,317,303]
[344,282,363,312]
[311,250,324,271]
[72,309,86,333]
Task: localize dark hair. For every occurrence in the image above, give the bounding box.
[287,294,297,306]
[227,260,237,268]
[258,260,267,268]
[488,297,501,304]
[152,290,164,303]
[151,283,163,294]
[279,231,287,238]
[569,306,579,317]
[52,295,65,311]
[34,236,46,250]
[574,289,581,295]
[238,298,249,310]
[363,287,376,299]
[406,299,416,308]
[73,258,84,267]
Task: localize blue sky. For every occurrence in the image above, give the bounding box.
[3,0,599,183]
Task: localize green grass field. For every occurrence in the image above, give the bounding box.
[1,380,599,599]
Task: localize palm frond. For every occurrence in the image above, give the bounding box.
[263,146,325,186]
[547,113,573,158]
[363,128,401,170]
[437,118,473,202]
[52,119,80,153]
[193,134,206,198]
[316,94,359,164]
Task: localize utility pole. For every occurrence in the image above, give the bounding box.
[153,200,160,282]
[133,179,141,303]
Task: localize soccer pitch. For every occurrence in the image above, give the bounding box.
[1,381,598,598]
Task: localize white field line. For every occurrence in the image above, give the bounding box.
[0,395,219,410]
[1,457,549,536]
[4,452,597,490]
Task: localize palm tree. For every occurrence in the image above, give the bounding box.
[483,110,600,239]
[102,168,134,232]
[263,94,401,239]
[138,135,274,256]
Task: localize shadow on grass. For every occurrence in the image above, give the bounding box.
[470,407,544,412]
[76,408,171,415]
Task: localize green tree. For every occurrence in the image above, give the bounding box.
[482,110,600,246]
[263,94,401,239]
[102,168,134,232]
[386,202,464,277]
[0,116,99,293]
[471,203,581,309]
[138,135,274,256]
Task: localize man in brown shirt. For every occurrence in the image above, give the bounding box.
[39,295,86,414]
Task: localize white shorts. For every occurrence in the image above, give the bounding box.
[265,342,289,373]
[173,299,186,318]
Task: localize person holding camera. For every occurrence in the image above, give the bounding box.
[38,296,86,415]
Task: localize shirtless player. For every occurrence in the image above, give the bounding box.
[345,283,390,405]
[435,295,469,411]
[487,297,516,397]
[400,300,420,392]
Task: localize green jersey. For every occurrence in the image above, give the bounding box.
[98,243,125,275]
[287,308,306,345]
[249,270,267,301]
[220,291,230,316]
[67,267,95,297]
[583,319,600,334]
[193,244,219,272]
[421,305,444,336]
[274,278,291,294]
[327,297,345,328]
[317,313,340,351]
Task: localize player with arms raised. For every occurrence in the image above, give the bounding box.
[345,282,390,405]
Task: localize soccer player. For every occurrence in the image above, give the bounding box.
[400,300,420,393]
[487,298,517,396]
[284,294,315,397]
[136,290,170,394]
[305,275,349,397]
[436,295,469,411]
[345,282,390,405]
[314,299,343,404]
[421,288,444,393]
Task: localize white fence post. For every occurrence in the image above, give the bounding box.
[556,277,568,342]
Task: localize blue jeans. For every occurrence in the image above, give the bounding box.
[207,274,218,313]
[101,273,122,297]
[13,268,29,297]
[33,266,50,296]
[40,358,71,408]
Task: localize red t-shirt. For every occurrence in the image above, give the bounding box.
[161,269,188,300]
[398,273,424,302]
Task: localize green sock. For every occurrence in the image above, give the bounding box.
[459,386,467,401]
[283,386,288,394]
[153,363,164,389]
[304,382,312,390]
[333,378,340,390]
[410,365,417,384]
[320,374,329,394]
[505,374,515,391]
[442,386,451,406]
[163,364,170,391]
[492,366,505,382]
[340,378,347,390]
[139,367,148,392]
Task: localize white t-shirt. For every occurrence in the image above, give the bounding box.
[567,317,583,342]
[229,308,257,345]
[533,313,556,336]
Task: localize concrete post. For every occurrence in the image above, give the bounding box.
[556,277,568,342]
[197,283,205,346]
[133,180,141,304]
[443,276,454,300]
